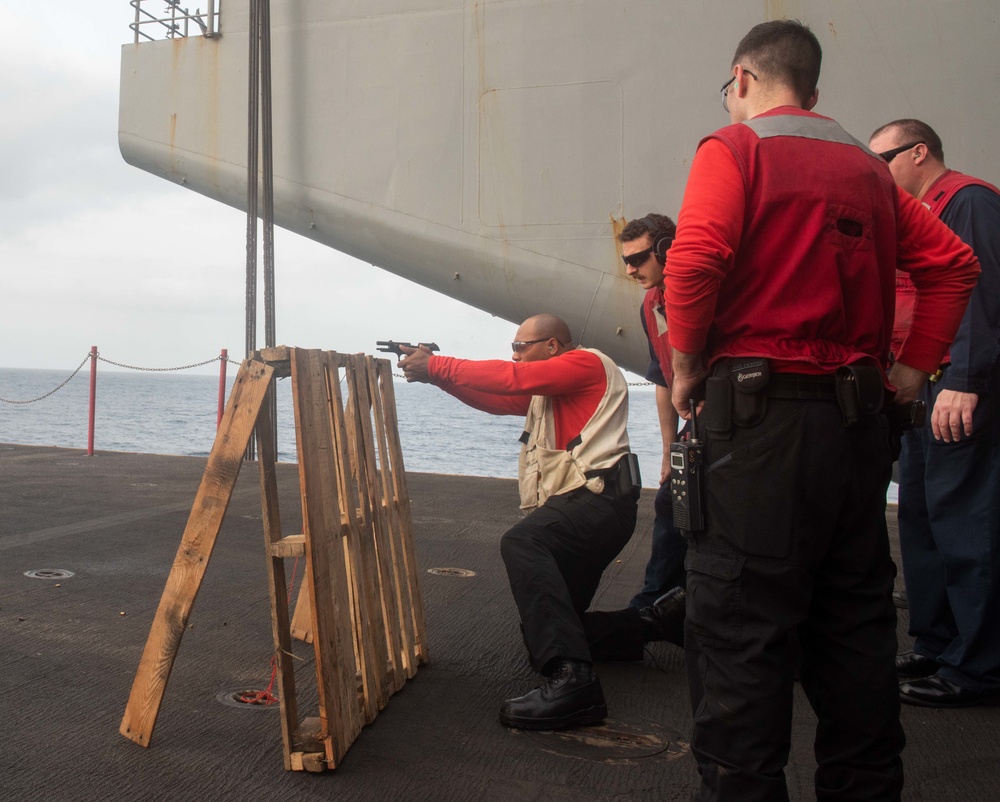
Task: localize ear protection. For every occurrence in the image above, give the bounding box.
[641,215,674,266]
[652,235,672,266]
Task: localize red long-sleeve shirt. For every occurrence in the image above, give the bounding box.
[427,349,609,451]
[664,111,979,375]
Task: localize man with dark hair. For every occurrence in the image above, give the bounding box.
[618,214,688,611]
[665,19,979,801]
[398,315,683,731]
[869,119,1000,709]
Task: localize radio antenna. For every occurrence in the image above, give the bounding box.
[689,399,700,443]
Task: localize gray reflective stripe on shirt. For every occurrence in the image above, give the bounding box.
[742,115,878,158]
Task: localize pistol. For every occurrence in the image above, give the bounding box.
[376,340,440,359]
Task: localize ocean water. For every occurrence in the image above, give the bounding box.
[0,366,659,485]
[0,366,898,500]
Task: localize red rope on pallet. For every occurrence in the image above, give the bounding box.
[240,556,301,706]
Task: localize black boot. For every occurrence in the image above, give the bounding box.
[499,659,607,730]
[639,587,686,646]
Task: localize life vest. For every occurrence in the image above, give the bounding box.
[517,348,630,511]
[891,170,1000,361]
[642,285,673,385]
[700,109,898,373]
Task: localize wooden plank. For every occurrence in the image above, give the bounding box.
[324,354,367,690]
[255,384,300,771]
[372,357,419,676]
[336,355,384,720]
[289,752,327,773]
[326,361,357,543]
[377,360,429,666]
[270,534,306,558]
[119,358,274,747]
[255,346,292,377]
[293,716,325,752]
[289,582,313,643]
[290,348,362,769]
[365,357,410,690]
[348,354,394,721]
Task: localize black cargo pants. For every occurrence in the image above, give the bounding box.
[686,396,904,802]
[500,484,638,674]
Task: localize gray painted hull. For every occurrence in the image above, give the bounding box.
[119,1,1000,375]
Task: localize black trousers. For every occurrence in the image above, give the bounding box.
[686,398,904,802]
[500,486,638,674]
[897,368,1000,691]
[629,481,688,609]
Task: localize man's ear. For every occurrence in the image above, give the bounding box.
[804,87,819,111]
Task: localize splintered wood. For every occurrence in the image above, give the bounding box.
[119,347,428,772]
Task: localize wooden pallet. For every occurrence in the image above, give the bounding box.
[119,347,428,771]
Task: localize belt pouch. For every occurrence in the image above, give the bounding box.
[728,357,769,428]
[834,364,884,427]
[615,452,642,501]
[703,375,733,436]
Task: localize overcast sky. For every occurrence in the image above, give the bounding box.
[0,2,519,378]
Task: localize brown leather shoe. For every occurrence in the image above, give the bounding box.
[896,650,938,679]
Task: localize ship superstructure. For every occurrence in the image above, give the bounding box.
[119,1,1000,374]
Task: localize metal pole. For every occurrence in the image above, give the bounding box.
[246,0,259,363]
[87,346,98,456]
[217,348,228,429]
[245,0,261,460]
[207,0,216,37]
[261,0,275,350]
[259,0,279,459]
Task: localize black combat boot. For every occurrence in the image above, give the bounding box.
[638,587,686,646]
[499,658,607,730]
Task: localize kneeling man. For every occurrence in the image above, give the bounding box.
[399,314,682,730]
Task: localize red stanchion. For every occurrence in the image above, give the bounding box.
[217,348,228,428]
[87,346,97,456]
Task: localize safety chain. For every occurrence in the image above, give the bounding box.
[97,353,224,372]
[0,353,91,405]
[0,351,233,405]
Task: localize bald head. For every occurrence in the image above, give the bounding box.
[512,315,574,362]
[523,314,572,345]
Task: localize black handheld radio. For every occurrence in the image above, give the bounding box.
[669,399,706,531]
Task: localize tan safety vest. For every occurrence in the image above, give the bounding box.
[517,348,631,511]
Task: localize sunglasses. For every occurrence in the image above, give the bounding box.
[878,141,924,163]
[511,338,548,353]
[622,247,654,268]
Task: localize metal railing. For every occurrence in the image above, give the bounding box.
[130,0,219,42]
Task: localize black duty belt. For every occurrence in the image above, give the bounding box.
[767,373,838,401]
[584,461,621,481]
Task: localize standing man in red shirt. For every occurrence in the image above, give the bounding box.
[869,119,1000,708]
[664,20,979,801]
[620,214,688,611]
[399,314,683,731]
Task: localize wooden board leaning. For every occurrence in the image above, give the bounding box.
[119,347,428,772]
